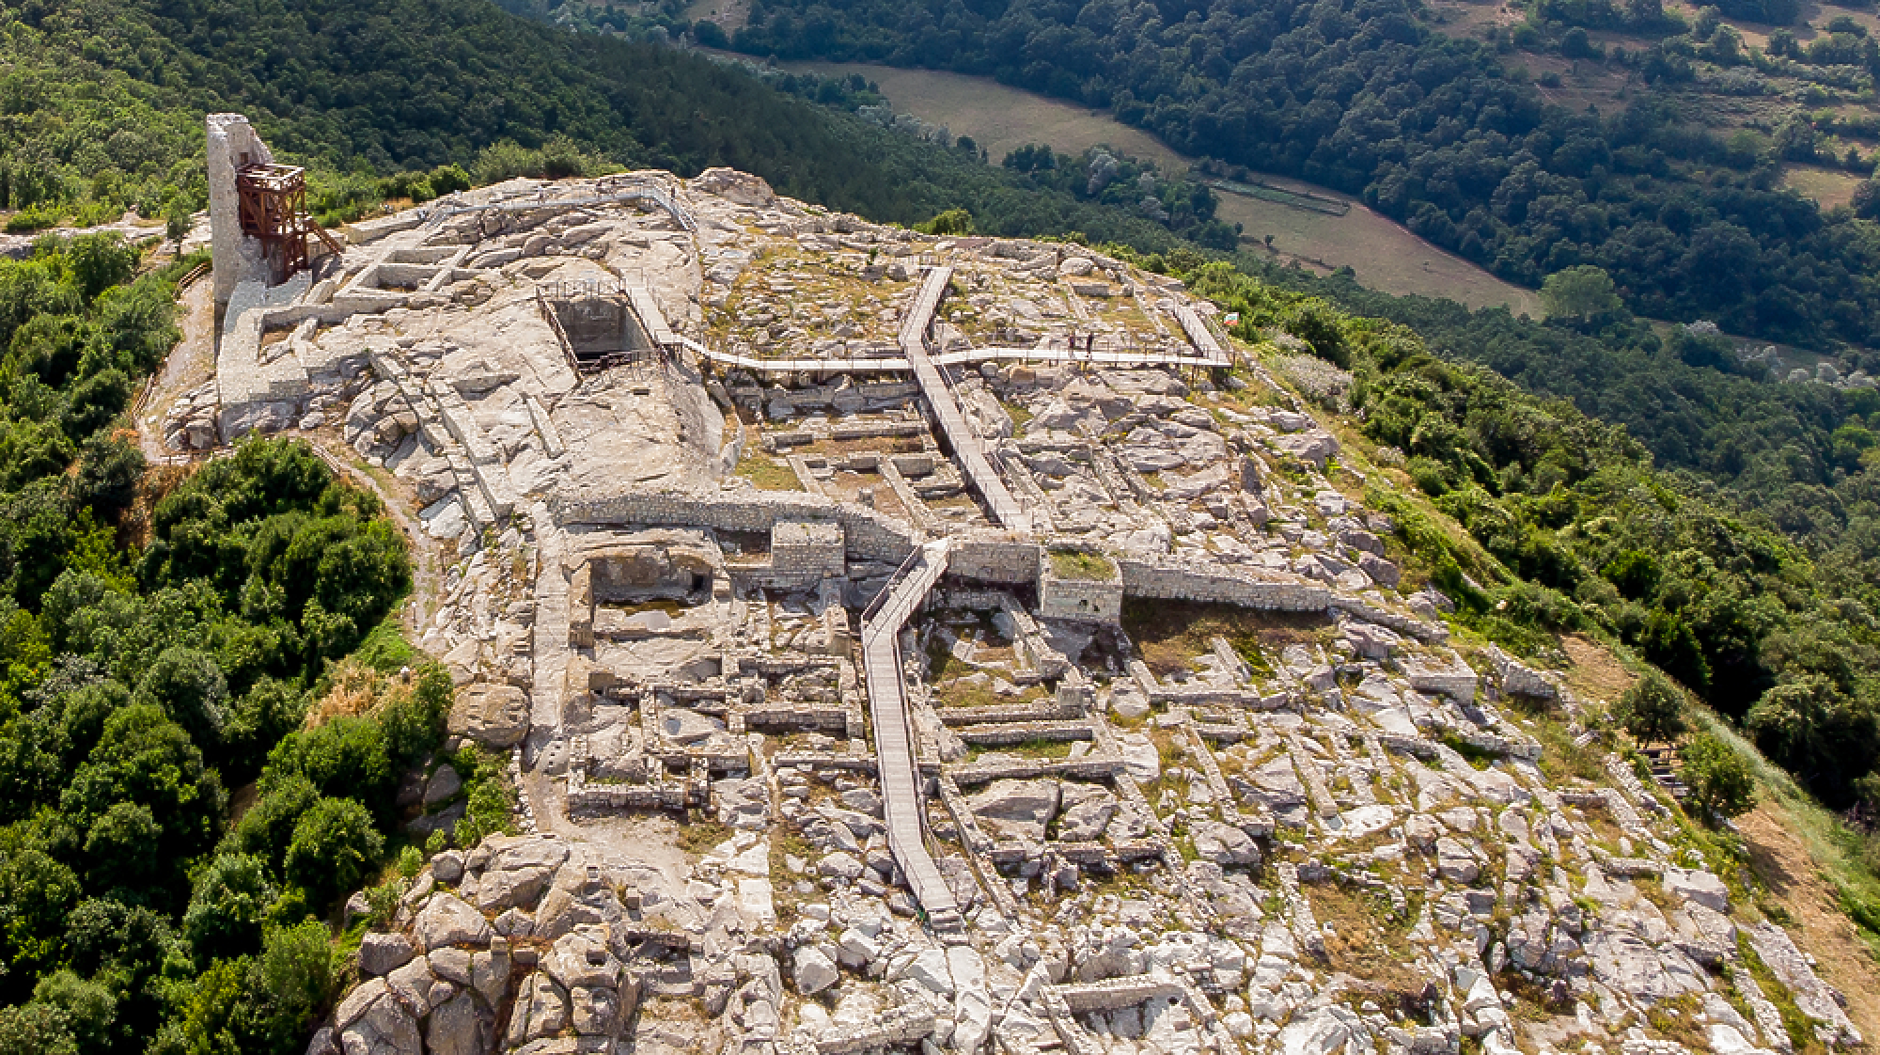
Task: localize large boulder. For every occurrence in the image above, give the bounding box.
[506,973,571,1046]
[413,893,492,951]
[337,983,422,1055]
[474,838,568,914]
[967,779,1061,841]
[1192,821,1261,867]
[358,932,416,977]
[1055,788,1117,842]
[449,683,530,748]
[793,946,839,995]
[1435,837,1481,883]
[424,991,490,1055]
[1664,867,1730,914]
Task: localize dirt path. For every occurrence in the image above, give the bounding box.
[1737,804,1880,1043]
[136,271,215,462]
[304,436,447,644]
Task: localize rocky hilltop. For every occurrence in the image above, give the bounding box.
[169,157,1870,1055]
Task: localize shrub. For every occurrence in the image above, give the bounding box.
[1680,733,1755,820]
[1614,669,1689,745]
[283,798,383,908]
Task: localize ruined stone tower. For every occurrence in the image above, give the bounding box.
[206,113,275,307]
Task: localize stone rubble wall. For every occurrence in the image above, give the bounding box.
[554,488,919,565]
[948,537,1040,584]
[1037,570,1125,624]
[1117,557,1333,611]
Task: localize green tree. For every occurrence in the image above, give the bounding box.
[1680,733,1756,820]
[183,855,279,964]
[133,648,230,756]
[82,801,162,890]
[919,208,974,235]
[264,718,393,818]
[63,235,136,303]
[1540,265,1622,325]
[29,971,115,1055]
[0,1001,78,1055]
[1745,675,1880,793]
[245,921,337,1054]
[226,775,321,871]
[283,798,383,907]
[1613,669,1689,744]
[1853,178,1880,221]
[0,825,82,997]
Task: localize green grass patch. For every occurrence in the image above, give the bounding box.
[1437,731,1497,771]
[965,737,1075,761]
[736,454,803,491]
[353,610,418,673]
[676,817,734,857]
[1002,399,1034,432]
[1048,549,1116,581]
[1738,935,1823,1055]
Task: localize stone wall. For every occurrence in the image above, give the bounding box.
[1117,558,1333,611]
[771,520,846,585]
[553,486,918,565]
[1038,555,1124,625]
[1331,596,1446,643]
[948,537,1039,585]
[207,114,274,306]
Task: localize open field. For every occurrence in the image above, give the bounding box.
[1215,180,1550,316]
[1784,164,1868,210]
[781,60,1188,173]
[783,60,1549,316]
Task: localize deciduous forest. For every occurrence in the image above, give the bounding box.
[724,0,1880,349]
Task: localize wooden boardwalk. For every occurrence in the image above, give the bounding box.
[899,267,1031,534]
[861,540,963,931]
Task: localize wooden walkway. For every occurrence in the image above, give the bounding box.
[862,540,963,931]
[899,267,1031,534]
[681,341,1226,375]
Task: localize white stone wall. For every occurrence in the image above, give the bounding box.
[1038,571,1124,624]
[206,114,274,307]
[949,538,1040,584]
[1118,557,1333,611]
[770,520,846,584]
[553,488,918,564]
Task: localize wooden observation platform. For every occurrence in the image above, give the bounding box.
[235,163,342,284]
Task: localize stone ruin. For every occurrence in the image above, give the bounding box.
[160,117,1869,1055]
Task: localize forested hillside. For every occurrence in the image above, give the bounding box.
[0,238,470,1052]
[0,0,1221,249]
[723,0,1880,350]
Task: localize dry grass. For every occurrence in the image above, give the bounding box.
[307,657,417,727]
[772,60,1543,315]
[1123,598,1318,677]
[675,817,734,858]
[933,679,1047,710]
[1308,882,1429,998]
[1783,165,1867,211]
[779,61,1187,173]
[1561,634,1633,705]
[1218,186,1548,317]
[1736,803,1880,1044]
